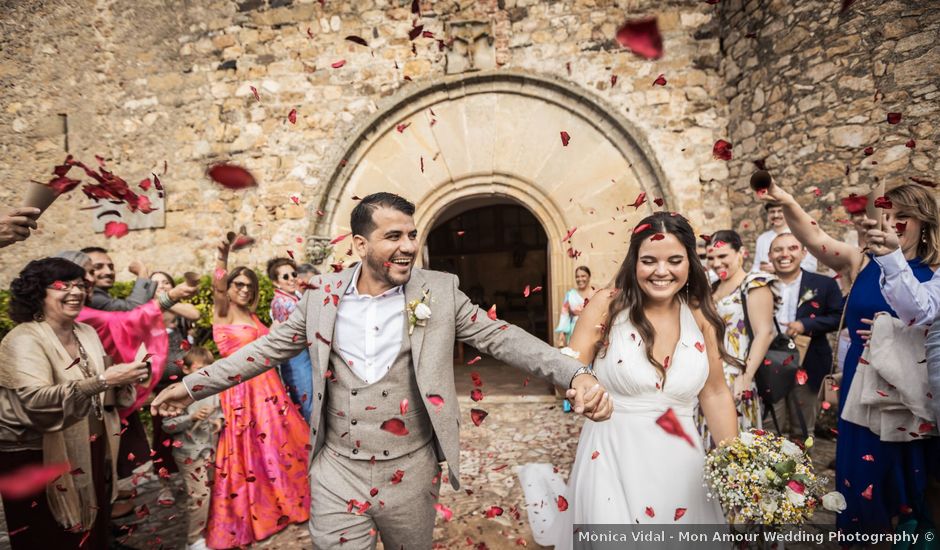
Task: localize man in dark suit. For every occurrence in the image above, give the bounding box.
[768,233,843,436]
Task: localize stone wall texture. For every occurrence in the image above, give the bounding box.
[720,0,940,246]
[0,0,937,287]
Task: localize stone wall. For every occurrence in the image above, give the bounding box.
[0,0,730,285]
[719,0,940,252]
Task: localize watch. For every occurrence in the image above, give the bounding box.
[569,366,595,388]
[98,373,110,387]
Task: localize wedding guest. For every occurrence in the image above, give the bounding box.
[699,230,778,446]
[149,271,202,506]
[202,239,310,547]
[0,258,149,548]
[0,207,40,248]
[56,250,197,517]
[266,257,313,422]
[752,202,818,273]
[162,346,222,550]
[759,180,940,536]
[80,247,156,311]
[767,233,842,437]
[555,266,593,347]
[697,237,719,284]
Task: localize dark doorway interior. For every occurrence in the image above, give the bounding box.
[426,203,550,342]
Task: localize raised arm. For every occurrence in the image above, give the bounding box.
[759,182,864,275]
[212,238,231,319]
[695,311,738,445]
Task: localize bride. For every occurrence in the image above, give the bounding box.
[519,212,739,546]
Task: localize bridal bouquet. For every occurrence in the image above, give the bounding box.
[704,429,845,525]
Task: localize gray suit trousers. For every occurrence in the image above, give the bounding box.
[308,443,442,549]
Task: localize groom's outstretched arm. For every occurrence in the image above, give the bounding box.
[182,292,312,400]
[452,276,581,390]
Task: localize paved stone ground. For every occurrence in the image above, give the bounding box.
[110,398,837,550]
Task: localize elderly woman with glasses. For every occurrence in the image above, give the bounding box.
[266,257,314,421]
[0,258,149,548]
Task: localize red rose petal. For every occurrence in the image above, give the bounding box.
[655,408,695,447]
[467,356,482,365]
[249,85,260,101]
[331,60,346,69]
[652,74,667,86]
[380,418,409,436]
[862,454,874,462]
[470,408,488,426]
[591,450,600,460]
[288,109,297,124]
[470,389,484,402]
[556,495,569,511]
[345,35,369,47]
[674,507,687,521]
[562,227,578,241]
[861,484,873,500]
[427,394,445,408]
[399,399,409,415]
[694,342,705,353]
[487,305,498,321]
[485,506,504,518]
[615,17,663,60]
[207,163,257,190]
[629,192,647,210]
[633,223,652,234]
[796,369,808,385]
[390,469,405,484]
[560,131,571,146]
[0,463,70,499]
[434,503,453,521]
[104,221,129,239]
[886,112,902,124]
[650,233,665,241]
[712,139,733,161]
[645,506,655,518]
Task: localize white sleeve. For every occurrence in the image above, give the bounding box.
[874,248,940,326]
[751,233,771,273]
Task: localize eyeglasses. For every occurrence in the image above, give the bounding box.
[697,254,707,260]
[231,281,252,291]
[280,272,298,281]
[48,280,90,292]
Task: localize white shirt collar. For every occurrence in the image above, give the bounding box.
[344,264,404,298]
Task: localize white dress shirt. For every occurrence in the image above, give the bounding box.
[333,265,406,385]
[775,272,803,326]
[875,248,940,326]
[752,229,818,273]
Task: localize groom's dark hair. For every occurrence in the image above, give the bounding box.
[351,193,416,237]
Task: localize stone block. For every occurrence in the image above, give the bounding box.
[829,125,879,148]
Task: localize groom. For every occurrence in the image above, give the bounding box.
[152,192,611,549]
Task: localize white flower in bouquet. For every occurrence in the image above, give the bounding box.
[760,499,778,514]
[414,302,431,320]
[781,439,802,458]
[822,491,846,513]
[738,431,755,446]
[785,480,807,507]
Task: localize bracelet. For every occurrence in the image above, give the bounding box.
[157,291,178,310]
[97,373,110,388]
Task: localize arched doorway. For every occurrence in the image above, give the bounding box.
[426,198,555,397]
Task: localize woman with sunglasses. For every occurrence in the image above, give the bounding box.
[266,257,314,422]
[203,240,310,548]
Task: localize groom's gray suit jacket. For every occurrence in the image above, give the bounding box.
[183,267,584,489]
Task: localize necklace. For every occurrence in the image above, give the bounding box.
[72,330,103,420]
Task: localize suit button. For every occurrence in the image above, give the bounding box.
[382,390,389,397]
[352,448,359,455]
[383,450,389,456]
[317,393,322,400]
[351,419,357,425]
[351,390,358,396]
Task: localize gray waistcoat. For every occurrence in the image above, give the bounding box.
[323,322,434,460]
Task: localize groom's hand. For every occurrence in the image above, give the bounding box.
[566,374,612,421]
[150,382,195,417]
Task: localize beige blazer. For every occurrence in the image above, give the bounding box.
[184,267,583,489]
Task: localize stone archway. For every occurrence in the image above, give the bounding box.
[313,70,669,327]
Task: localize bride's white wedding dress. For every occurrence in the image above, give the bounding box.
[518,302,725,548]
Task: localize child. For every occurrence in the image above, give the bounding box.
[162,347,223,550]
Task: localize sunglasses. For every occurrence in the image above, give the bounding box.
[231,281,253,291]
[280,272,298,281]
[48,280,90,292]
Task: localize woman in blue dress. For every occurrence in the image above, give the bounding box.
[760,181,940,538]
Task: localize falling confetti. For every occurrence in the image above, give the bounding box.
[615,18,663,59]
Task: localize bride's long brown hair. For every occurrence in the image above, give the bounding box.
[597,212,740,387]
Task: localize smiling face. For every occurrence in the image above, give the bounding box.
[227,272,255,308]
[87,251,115,289]
[706,243,744,281]
[43,279,87,323]
[575,268,591,290]
[78,259,97,304]
[766,205,786,229]
[274,264,298,293]
[635,233,689,303]
[884,206,923,257]
[151,272,174,294]
[769,234,806,277]
[354,206,419,290]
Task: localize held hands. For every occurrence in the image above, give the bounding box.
[169,281,199,302]
[150,382,195,417]
[785,320,805,337]
[862,218,900,256]
[105,361,151,386]
[191,405,214,421]
[732,374,753,402]
[566,374,613,421]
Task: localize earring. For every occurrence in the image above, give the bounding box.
[33,311,44,322]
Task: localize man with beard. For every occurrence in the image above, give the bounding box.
[152,192,612,549]
[80,247,156,311]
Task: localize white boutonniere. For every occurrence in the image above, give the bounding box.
[407,290,432,335]
[798,289,816,308]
